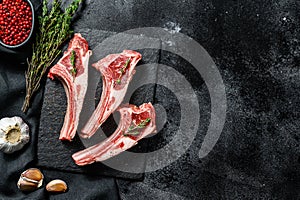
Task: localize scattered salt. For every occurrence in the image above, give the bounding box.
[163,22,182,34]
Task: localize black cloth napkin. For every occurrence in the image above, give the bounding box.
[0,1,120,200]
[0,56,120,200]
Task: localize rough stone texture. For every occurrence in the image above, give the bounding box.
[71,0,300,200]
[37,0,300,199]
[37,29,160,180]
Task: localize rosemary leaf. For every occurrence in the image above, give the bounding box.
[124,118,152,136]
[123,131,140,137]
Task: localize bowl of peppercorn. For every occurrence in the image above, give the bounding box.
[0,0,34,49]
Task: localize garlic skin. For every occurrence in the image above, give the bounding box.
[0,116,30,154]
[17,168,44,192]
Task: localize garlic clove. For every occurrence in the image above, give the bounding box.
[46,179,68,193]
[21,168,43,183]
[17,168,44,192]
[17,178,39,192]
[0,116,30,154]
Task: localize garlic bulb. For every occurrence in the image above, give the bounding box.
[0,116,30,154]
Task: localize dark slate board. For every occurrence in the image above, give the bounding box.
[37,29,161,180]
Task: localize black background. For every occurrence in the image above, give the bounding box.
[0,0,300,199]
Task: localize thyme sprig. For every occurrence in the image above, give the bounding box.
[116,58,130,85]
[22,0,83,112]
[123,118,151,136]
[70,50,77,80]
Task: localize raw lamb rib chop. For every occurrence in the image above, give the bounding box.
[72,102,156,166]
[80,50,142,138]
[48,33,92,141]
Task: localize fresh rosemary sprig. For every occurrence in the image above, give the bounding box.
[70,50,76,67]
[121,58,131,73]
[22,0,83,112]
[116,58,131,84]
[70,50,77,79]
[123,118,151,136]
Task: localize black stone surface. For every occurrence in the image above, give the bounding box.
[37,29,160,180]
[73,0,299,199]
[0,2,119,200]
[1,0,300,199]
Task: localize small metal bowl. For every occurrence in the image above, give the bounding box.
[0,0,35,49]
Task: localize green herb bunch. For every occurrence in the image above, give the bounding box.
[22,0,83,112]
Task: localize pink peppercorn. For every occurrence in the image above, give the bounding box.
[0,0,33,46]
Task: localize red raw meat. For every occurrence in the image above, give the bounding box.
[80,50,142,138]
[72,102,156,166]
[48,33,92,141]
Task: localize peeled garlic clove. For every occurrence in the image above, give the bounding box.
[0,116,30,154]
[17,168,44,192]
[46,179,68,193]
